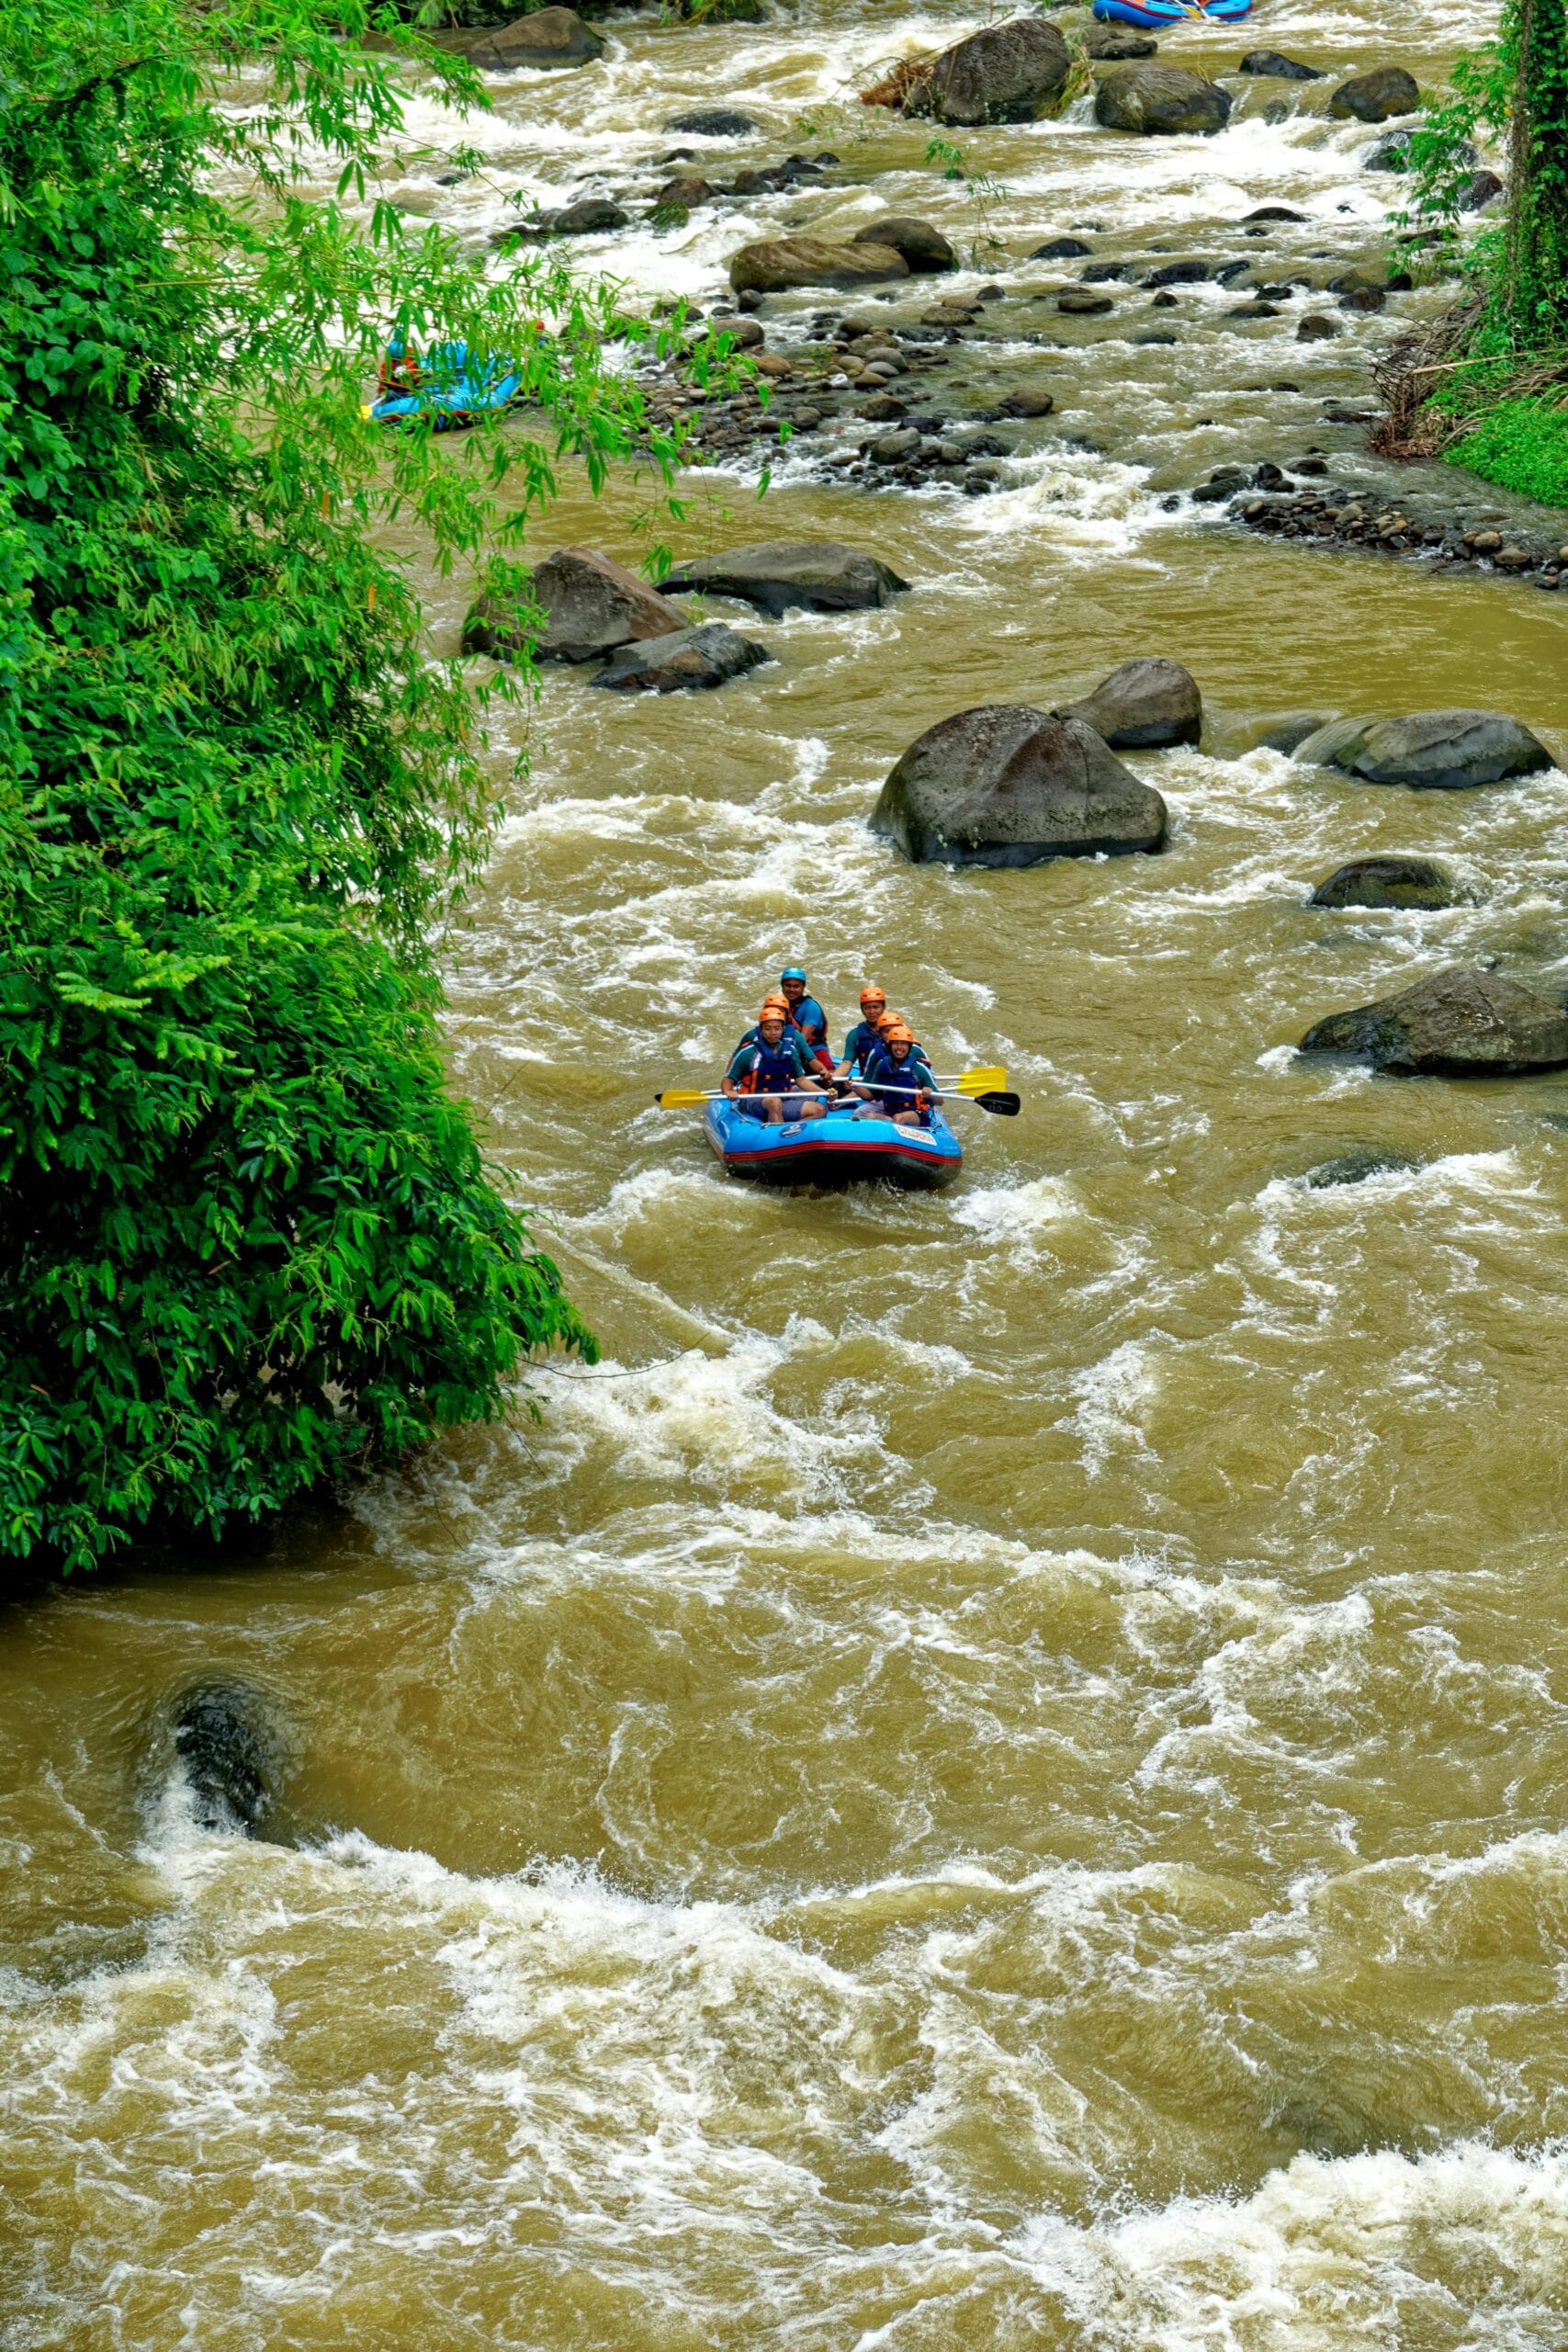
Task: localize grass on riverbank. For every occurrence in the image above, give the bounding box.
[1445,394,1568,505]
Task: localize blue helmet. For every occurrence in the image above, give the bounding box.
[781,965,807,983]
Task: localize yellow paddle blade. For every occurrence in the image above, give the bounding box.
[951,1067,1007,1096]
[655,1088,712,1109]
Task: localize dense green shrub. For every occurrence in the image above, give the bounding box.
[0,0,712,1572]
[1447,395,1568,504]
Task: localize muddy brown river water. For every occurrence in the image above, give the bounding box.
[9,4,1568,2346]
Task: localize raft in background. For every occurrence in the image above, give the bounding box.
[704,1097,964,1190]
[367,338,524,428]
[1091,0,1251,25]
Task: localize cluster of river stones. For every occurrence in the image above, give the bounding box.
[454,12,1523,537]
[463,543,1568,1083]
[435,12,1567,1089]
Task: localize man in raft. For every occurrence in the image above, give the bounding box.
[778,966,833,1073]
[834,985,891,1082]
[854,1020,940,1128]
[723,1002,829,1125]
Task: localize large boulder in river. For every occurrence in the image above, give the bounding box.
[464,547,685,664]
[1293,710,1553,790]
[430,8,605,71]
[1329,66,1419,122]
[851,215,954,272]
[1310,855,1460,910]
[866,18,1072,125]
[660,540,908,616]
[1095,63,1234,135]
[590,622,772,694]
[1065,657,1201,749]
[871,705,1168,866]
[1300,966,1568,1076]
[728,237,909,294]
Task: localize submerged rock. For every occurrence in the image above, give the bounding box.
[1463,167,1506,209]
[1293,710,1554,790]
[1363,127,1416,171]
[1310,855,1461,910]
[660,539,908,616]
[1303,1148,1421,1187]
[651,175,715,211]
[433,7,605,71]
[1031,235,1093,258]
[665,107,757,135]
[1329,66,1420,122]
[1261,703,1335,750]
[871,704,1168,865]
[1066,657,1201,749]
[1094,63,1234,135]
[998,386,1055,418]
[172,1683,277,1838]
[1086,25,1158,58]
[591,622,771,693]
[850,215,955,272]
[541,196,628,234]
[879,17,1074,126]
[464,547,684,664]
[1239,50,1325,80]
[728,237,909,293]
[1300,965,1568,1075]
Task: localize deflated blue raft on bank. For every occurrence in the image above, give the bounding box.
[704,1098,964,1191]
[1092,0,1251,25]
[366,339,524,428]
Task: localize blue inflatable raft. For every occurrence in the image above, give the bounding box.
[1092,0,1251,25]
[367,338,524,429]
[704,1097,963,1191]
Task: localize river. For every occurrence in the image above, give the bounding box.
[9,3,1568,2346]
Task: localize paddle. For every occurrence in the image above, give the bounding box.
[652,1083,1021,1117]
[654,1063,1007,1111]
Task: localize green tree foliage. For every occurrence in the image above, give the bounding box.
[1505,0,1568,341]
[1384,1,1568,492]
[0,0,715,1572]
[1396,0,1568,343]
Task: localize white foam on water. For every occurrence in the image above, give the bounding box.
[953,1174,1080,1244]
[953,441,1165,554]
[1068,1335,1165,1476]
[1016,2138,1568,2352]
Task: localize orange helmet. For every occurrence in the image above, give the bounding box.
[758,999,788,1023]
[875,1007,903,1031]
[882,1021,914,1046]
[860,985,886,1009]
